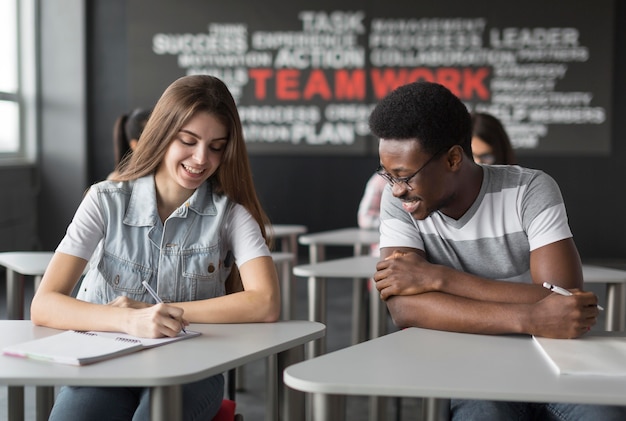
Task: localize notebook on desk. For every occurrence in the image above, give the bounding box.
[533,333,626,376]
[2,329,200,366]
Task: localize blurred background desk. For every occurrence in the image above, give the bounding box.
[270,224,307,256]
[582,264,626,331]
[293,255,386,420]
[269,224,307,320]
[0,251,54,320]
[293,255,379,358]
[297,228,379,347]
[298,227,379,263]
[0,251,55,420]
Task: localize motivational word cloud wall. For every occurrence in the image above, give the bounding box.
[128,0,614,155]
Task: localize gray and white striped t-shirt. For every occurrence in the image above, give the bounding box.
[379,165,573,283]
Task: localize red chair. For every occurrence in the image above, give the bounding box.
[211,369,243,420]
[212,399,238,421]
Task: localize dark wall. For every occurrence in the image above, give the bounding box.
[87,1,626,261]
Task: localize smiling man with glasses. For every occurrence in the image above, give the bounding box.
[368,81,625,421]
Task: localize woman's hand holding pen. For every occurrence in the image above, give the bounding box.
[108,296,189,338]
[122,303,189,339]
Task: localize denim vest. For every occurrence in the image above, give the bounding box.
[77,175,234,304]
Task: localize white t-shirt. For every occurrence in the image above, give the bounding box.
[380,165,573,283]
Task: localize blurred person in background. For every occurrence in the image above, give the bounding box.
[109,108,152,179]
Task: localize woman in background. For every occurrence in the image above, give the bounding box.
[31,75,280,420]
[109,107,152,179]
[470,111,516,165]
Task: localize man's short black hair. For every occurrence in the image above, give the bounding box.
[368,82,472,157]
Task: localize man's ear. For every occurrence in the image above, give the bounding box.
[447,145,465,171]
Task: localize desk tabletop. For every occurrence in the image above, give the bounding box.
[582,264,626,283]
[298,228,379,246]
[0,251,54,275]
[293,255,378,279]
[271,251,295,263]
[284,327,626,406]
[269,224,308,237]
[0,320,325,388]
[292,255,624,285]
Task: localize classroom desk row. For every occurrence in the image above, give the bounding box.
[4,226,626,421]
[298,227,380,349]
[4,228,625,335]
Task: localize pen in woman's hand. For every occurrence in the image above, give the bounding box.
[141,281,187,333]
[542,282,604,311]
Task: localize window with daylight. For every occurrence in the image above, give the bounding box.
[0,0,36,161]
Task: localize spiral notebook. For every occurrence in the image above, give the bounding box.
[3,329,200,366]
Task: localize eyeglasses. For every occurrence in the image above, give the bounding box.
[376,147,447,191]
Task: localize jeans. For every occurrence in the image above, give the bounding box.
[451,399,626,421]
[49,373,224,421]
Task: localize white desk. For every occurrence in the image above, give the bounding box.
[284,327,626,421]
[271,224,307,254]
[290,257,626,421]
[0,251,54,320]
[230,252,297,397]
[0,320,325,421]
[582,264,626,331]
[293,255,385,420]
[269,224,307,320]
[271,251,296,321]
[0,251,56,421]
[298,227,379,263]
[293,255,380,357]
[297,228,379,347]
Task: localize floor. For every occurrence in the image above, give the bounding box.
[0,258,612,421]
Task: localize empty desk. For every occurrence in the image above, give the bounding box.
[582,264,626,331]
[0,251,55,420]
[298,228,379,345]
[271,251,296,321]
[298,227,379,263]
[270,224,307,256]
[0,251,53,320]
[293,255,379,357]
[293,255,386,420]
[269,224,307,320]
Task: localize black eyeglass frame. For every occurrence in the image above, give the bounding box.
[376,147,449,191]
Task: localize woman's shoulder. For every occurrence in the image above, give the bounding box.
[89,178,133,192]
[86,178,148,203]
